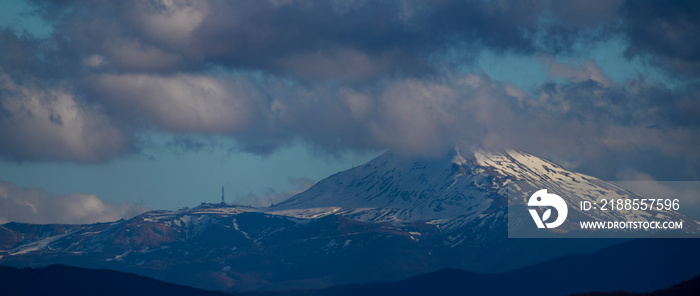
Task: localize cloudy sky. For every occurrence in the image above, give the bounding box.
[1,0,699,224]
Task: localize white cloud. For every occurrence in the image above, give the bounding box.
[134,0,209,48]
[95,73,255,133]
[369,78,463,156]
[0,179,147,225]
[0,71,130,162]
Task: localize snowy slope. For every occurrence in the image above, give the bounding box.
[1,148,697,291]
[273,148,697,233]
[272,149,497,223]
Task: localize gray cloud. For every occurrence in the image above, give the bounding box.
[0,70,131,162]
[0,0,697,182]
[92,73,255,133]
[622,0,700,78]
[0,179,148,225]
[20,0,695,82]
[27,0,621,80]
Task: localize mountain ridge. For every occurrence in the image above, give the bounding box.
[0,148,695,291]
[241,238,700,296]
[0,264,230,296]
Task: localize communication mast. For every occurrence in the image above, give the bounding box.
[221,186,225,204]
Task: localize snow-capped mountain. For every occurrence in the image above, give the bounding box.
[272,149,497,223]
[1,148,696,291]
[273,149,698,235]
[1,205,447,291]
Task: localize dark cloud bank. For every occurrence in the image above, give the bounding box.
[0,0,699,181]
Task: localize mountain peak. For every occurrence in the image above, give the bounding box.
[4,148,695,291]
[273,148,513,222]
[273,148,700,235]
